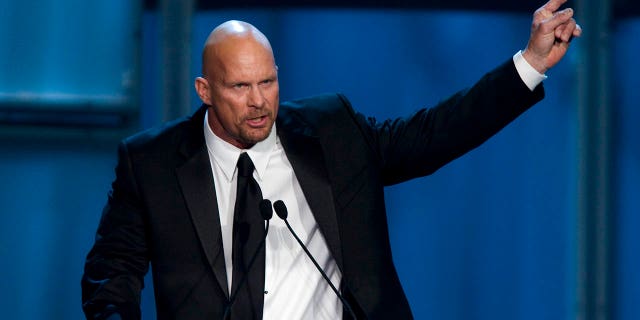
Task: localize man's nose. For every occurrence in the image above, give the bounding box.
[247,85,265,108]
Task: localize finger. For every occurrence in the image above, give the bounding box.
[555,24,566,39]
[573,24,583,37]
[542,0,568,13]
[541,8,574,33]
[560,19,577,42]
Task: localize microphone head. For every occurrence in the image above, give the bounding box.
[273,200,288,220]
[259,199,273,220]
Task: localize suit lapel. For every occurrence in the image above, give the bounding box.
[277,126,345,271]
[175,106,229,298]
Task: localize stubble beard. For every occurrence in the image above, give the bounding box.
[239,125,273,146]
[237,113,274,147]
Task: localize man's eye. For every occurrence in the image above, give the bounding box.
[233,83,248,89]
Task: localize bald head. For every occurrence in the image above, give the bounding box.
[194,20,280,149]
[201,20,275,77]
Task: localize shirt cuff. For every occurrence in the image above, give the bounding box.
[513,50,547,91]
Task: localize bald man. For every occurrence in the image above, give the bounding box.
[82,1,581,319]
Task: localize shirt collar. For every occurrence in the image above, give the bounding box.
[203,108,276,182]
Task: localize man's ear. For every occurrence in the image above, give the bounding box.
[195,77,212,105]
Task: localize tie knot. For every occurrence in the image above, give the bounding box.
[237,153,255,178]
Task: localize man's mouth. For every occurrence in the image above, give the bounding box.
[246,115,268,127]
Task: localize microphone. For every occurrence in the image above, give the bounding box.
[272,200,357,320]
[222,199,273,320]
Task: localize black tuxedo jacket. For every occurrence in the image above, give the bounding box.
[82,60,544,319]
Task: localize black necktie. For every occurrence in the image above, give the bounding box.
[230,152,265,319]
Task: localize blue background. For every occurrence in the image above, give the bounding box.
[0,3,638,320]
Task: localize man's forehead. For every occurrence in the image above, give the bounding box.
[208,47,276,81]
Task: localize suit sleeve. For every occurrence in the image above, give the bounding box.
[81,141,149,320]
[345,58,545,185]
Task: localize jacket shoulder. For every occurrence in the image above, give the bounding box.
[278,93,358,131]
[122,106,206,155]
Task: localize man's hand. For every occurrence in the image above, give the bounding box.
[522,0,582,74]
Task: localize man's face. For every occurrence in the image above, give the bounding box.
[201,38,279,149]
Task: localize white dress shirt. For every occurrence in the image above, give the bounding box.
[204,116,343,319]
